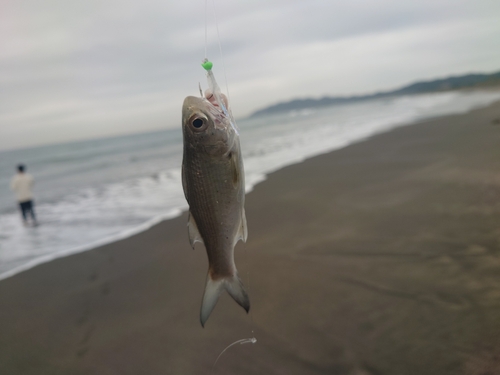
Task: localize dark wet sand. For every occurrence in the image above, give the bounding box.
[2,101,500,375]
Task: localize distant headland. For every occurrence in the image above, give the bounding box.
[249,70,500,118]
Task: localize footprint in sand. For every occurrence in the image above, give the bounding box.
[76,347,89,358]
[75,307,90,326]
[76,324,95,358]
[88,270,99,282]
[100,281,110,296]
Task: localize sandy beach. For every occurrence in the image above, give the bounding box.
[1,100,500,375]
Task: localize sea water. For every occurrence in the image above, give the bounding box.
[1,90,500,280]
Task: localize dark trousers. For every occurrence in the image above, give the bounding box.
[19,200,36,222]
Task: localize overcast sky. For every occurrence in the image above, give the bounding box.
[1,0,500,151]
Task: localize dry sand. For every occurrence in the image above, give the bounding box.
[1,101,500,375]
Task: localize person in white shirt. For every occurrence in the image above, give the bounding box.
[10,164,37,225]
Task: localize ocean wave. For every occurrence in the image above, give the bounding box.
[1,90,500,281]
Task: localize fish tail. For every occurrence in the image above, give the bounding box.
[225,273,250,313]
[200,272,250,327]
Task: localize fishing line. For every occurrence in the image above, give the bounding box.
[202,0,257,372]
[211,338,257,374]
[203,0,231,102]
[208,244,257,374]
[242,240,256,338]
[211,0,231,104]
[204,0,208,59]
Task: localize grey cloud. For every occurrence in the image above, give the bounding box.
[1,0,499,150]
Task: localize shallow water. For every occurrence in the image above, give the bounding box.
[1,90,500,280]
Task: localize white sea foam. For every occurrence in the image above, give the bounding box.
[0,168,187,279]
[1,90,500,281]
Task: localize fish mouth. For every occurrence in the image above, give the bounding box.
[206,103,230,131]
[182,96,228,130]
[183,96,231,132]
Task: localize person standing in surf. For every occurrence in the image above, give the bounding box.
[10,164,37,226]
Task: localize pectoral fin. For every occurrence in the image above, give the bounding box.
[187,212,204,249]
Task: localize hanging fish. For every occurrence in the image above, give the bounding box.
[181,60,249,327]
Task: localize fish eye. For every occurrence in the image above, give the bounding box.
[189,115,208,132]
[192,118,204,128]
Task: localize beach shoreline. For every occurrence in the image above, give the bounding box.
[1,100,500,374]
[2,90,500,283]
[1,93,499,284]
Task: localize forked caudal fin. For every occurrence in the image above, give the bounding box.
[200,273,250,327]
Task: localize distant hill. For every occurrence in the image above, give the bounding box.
[249,70,500,118]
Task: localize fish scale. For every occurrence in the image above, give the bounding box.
[185,154,237,276]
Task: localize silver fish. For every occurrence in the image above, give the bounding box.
[181,94,249,327]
